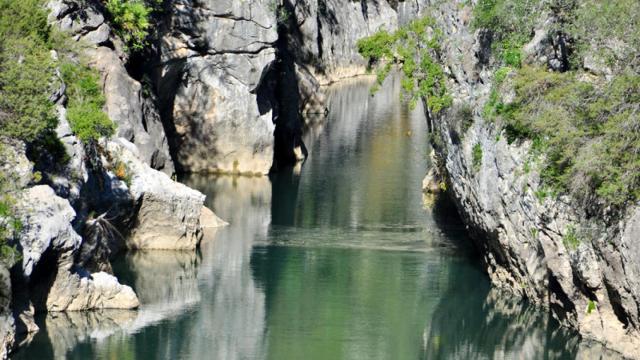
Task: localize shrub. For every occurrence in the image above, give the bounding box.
[105,0,152,52]
[60,63,115,143]
[563,225,580,250]
[494,67,512,85]
[357,17,451,114]
[492,66,640,206]
[0,0,58,142]
[571,0,640,71]
[0,145,23,267]
[356,30,395,65]
[471,0,540,67]
[0,0,114,146]
[472,143,483,171]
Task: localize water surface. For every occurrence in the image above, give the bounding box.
[14,75,599,359]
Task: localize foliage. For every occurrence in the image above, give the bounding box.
[563,225,580,250]
[0,0,57,142]
[357,17,452,114]
[471,0,540,67]
[571,0,640,71]
[494,67,512,85]
[0,0,115,147]
[491,66,640,206]
[356,30,395,64]
[0,145,22,267]
[105,0,152,52]
[472,143,483,171]
[60,63,115,143]
[586,300,597,314]
[472,0,640,72]
[113,159,133,187]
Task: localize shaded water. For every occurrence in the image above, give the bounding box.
[14,75,596,359]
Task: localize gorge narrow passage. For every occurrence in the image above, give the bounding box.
[13,75,591,360]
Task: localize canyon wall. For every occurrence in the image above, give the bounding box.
[427,2,640,357]
[152,0,430,174]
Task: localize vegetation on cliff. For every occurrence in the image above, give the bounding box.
[495,67,639,206]
[473,0,640,207]
[105,0,153,51]
[0,145,22,266]
[0,0,116,145]
[0,0,118,263]
[357,17,451,114]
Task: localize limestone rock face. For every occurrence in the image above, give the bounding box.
[0,266,14,360]
[155,0,429,174]
[14,186,139,312]
[156,0,278,174]
[288,0,401,84]
[427,2,640,357]
[47,0,175,175]
[106,140,206,250]
[15,186,81,279]
[0,139,33,191]
[90,47,175,175]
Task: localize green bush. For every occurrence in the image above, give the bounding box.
[492,66,640,206]
[0,0,58,142]
[471,0,540,67]
[0,145,22,267]
[0,0,114,146]
[472,143,483,171]
[571,0,640,70]
[106,0,152,52]
[563,225,580,250]
[357,17,451,114]
[61,63,115,142]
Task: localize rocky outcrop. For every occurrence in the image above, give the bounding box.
[152,0,429,174]
[105,140,207,250]
[13,185,139,312]
[0,266,14,359]
[427,1,640,357]
[286,0,423,83]
[90,47,175,175]
[47,0,175,175]
[155,0,278,174]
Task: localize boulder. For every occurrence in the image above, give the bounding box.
[106,140,207,250]
[14,186,139,312]
[46,271,139,311]
[0,139,33,191]
[200,206,228,229]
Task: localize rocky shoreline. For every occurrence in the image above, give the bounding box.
[425,2,640,357]
[1,0,429,357]
[2,0,639,358]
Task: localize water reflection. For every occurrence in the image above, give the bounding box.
[12,74,600,360]
[180,175,271,360]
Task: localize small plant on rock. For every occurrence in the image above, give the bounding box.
[472,143,483,172]
[105,0,152,52]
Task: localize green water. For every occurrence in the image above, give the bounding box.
[13,75,594,359]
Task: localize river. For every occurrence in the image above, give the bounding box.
[13,74,593,359]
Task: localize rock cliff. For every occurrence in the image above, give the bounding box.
[427,1,640,357]
[0,1,226,356]
[151,0,430,174]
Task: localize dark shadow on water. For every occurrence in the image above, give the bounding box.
[269,166,302,227]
